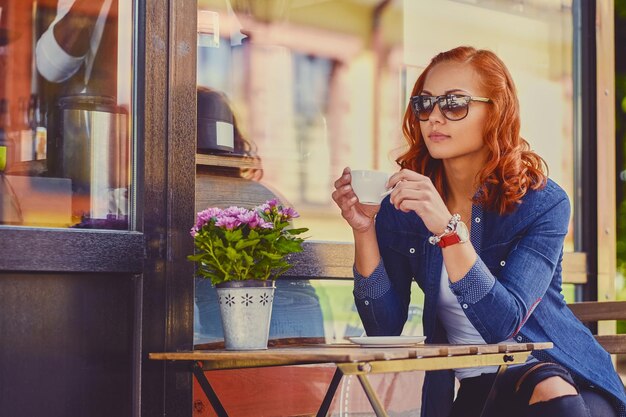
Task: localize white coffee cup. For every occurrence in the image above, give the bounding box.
[350,170,390,205]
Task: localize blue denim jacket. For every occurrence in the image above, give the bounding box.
[353,179,626,417]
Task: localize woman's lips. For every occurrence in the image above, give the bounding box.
[428,132,450,143]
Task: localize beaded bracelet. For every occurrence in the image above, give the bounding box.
[428,213,461,245]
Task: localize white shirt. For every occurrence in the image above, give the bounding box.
[35,0,113,87]
[437,265,532,380]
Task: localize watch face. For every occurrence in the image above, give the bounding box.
[456,221,470,242]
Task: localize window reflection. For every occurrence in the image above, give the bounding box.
[194,278,424,345]
[0,0,133,229]
[196,0,576,248]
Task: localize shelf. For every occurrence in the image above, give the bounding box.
[4,159,47,176]
[195,153,262,169]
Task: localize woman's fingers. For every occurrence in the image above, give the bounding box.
[387,168,416,187]
[332,167,357,206]
[389,183,450,234]
[333,167,352,189]
[390,187,434,211]
[390,187,412,209]
[389,180,421,202]
[332,183,356,204]
[332,178,360,219]
[388,169,432,189]
[330,167,379,232]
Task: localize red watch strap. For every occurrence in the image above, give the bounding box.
[437,232,461,248]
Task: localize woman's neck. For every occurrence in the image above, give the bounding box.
[442,157,483,211]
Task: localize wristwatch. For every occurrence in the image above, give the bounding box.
[437,220,469,248]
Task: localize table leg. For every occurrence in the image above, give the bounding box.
[316,367,344,417]
[478,363,509,417]
[356,374,390,417]
[192,361,229,417]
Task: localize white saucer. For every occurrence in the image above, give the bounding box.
[348,335,427,347]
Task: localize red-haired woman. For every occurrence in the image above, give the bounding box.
[332,46,625,417]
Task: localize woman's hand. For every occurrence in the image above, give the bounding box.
[332,167,380,233]
[387,169,452,235]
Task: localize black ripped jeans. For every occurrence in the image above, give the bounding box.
[448,362,618,417]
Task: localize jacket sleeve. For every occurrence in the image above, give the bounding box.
[449,194,571,343]
[353,261,404,335]
[352,204,415,336]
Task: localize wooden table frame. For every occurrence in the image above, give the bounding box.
[150,342,552,417]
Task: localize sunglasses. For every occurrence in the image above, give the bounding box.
[409,94,491,121]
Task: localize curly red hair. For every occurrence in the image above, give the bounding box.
[397,46,547,214]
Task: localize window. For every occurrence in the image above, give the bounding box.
[194,0,580,342]
[0,0,134,230]
[196,0,576,246]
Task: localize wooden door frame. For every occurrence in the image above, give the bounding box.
[140,0,196,416]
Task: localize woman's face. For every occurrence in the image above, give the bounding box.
[418,61,490,164]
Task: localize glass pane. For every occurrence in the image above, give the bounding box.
[616,2,626,327]
[195,0,576,248]
[0,0,134,230]
[195,278,423,345]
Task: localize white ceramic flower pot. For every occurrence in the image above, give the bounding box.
[215,280,275,350]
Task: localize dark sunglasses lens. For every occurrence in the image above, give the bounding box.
[441,95,469,121]
[412,96,434,121]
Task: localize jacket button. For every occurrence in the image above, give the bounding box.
[462,303,468,309]
[364,300,370,305]
[500,260,506,267]
[475,217,481,223]
[409,248,416,254]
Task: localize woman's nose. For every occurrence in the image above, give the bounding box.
[428,104,446,124]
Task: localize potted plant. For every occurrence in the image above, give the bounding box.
[189,199,308,350]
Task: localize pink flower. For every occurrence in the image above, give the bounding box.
[255,199,279,215]
[191,207,223,236]
[215,215,241,230]
[279,206,299,220]
[188,198,308,285]
[255,203,271,214]
[223,206,249,217]
[237,211,273,229]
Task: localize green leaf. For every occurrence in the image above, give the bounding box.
[260,231,280,241]
[225,246,240,261]
[225,229,243,242]
[272,263,292,279]
[211,236,225,248]
[285,227,308,235]
[259,250,283,261]
[241,251,254,266]
[235,238,260,250]
[275,239,304,254]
